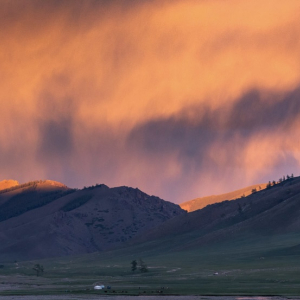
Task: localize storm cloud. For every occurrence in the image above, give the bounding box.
[1,0,300,203]
[128,88,300,201]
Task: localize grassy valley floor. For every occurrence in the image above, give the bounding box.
[1,233,300,296]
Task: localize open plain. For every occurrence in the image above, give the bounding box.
[1,231,300,297]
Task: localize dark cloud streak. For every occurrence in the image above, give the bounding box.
[129,87,300,155]
[126,87,300,201]
[1,0,300,203]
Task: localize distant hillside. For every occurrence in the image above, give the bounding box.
[132,176,300,251]
[0,180,185,261]
[180,183,267,212]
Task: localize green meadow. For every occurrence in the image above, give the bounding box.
[1,232,300,296]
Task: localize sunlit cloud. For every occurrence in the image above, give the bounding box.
[1,0,300,203]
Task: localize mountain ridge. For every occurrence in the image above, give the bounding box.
[180,183,267,212]
[0,180,185,261]
[130,176,300,251]
[1,177,299,262]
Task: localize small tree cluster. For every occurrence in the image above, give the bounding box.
[139,259,148,273]
[267,174,295,189]
[238,203,243,214]
[130,259,148,273]
[33,264,44,276]
[131,260,137,272]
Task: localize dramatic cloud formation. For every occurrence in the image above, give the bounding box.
[1,0,300,203]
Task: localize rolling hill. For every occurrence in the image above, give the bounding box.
[131,176,300,250]
[180,183,267,212]
[0,180,185,261]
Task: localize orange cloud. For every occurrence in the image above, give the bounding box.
[1,0,300,202]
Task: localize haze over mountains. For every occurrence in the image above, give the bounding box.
[1,1,300,204]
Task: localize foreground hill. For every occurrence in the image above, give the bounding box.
[180,183,267,212]
[0,180,185,261]
[132,176,300,250]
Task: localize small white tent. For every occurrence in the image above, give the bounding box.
[94,284,105,290]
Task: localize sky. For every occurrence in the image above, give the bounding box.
[1,0,300,204]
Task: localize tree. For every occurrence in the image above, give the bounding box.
[139,258,148,273]
[238,203,243,214]
[33,264,44,276]
[251,188,257,194]
[131,260,137,272]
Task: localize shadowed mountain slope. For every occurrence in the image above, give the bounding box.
[0,180,72,223]
[0,180,185,262]
[131,177,300,251]
[180,183,267,212]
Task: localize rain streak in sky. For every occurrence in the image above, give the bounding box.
[1,0,300,203]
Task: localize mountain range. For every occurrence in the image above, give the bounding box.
[0,176,299,262]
